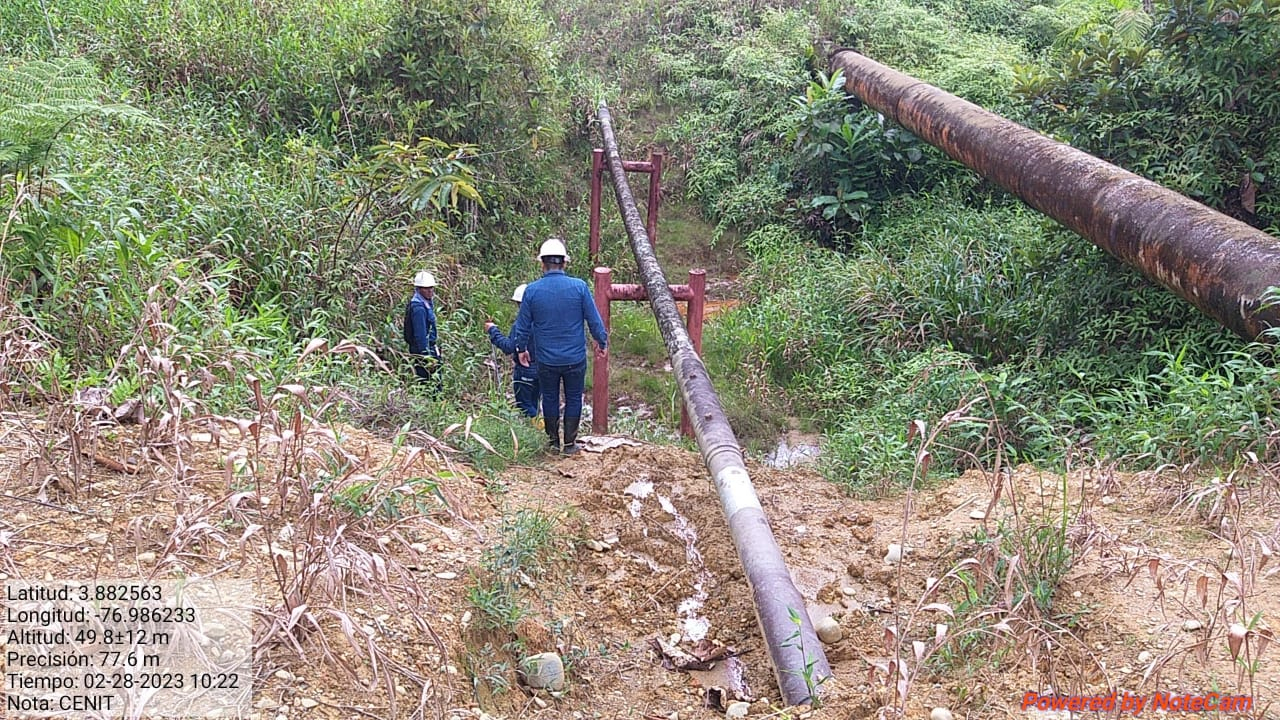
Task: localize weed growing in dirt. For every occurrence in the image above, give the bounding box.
[1140,470,1278,716]
[466,508,571,631]
[960,472,1073,617]
[28,326,474,717]
[461,642,514,696]
[873,402,1095,716]
[462,507,579,704]
[782,606,829,707]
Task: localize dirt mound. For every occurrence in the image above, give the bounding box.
[487,444,1278,719]
[2,408,1276,720]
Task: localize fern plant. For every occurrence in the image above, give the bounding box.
[0,56,154,175]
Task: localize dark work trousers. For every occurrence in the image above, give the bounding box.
[513,364,540,417]
[412,352,442,397]
[536,360,586,422]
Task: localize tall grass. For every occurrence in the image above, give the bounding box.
[0,56,567,452]
[2,0,398,134]
[5,0,1276,497]
[708,189,1278,491]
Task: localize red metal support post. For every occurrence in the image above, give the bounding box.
[595,274,701,438]
[687,269,706,355]
[592,267,612,434]
[589,149,604,259]
[679,269,706,438]
[598,151,663,256]
[647,151,663,248]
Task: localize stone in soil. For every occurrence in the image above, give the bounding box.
[518,652,566,691]
[813,615,843,644]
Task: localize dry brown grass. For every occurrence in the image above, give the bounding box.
[0,304,492,720]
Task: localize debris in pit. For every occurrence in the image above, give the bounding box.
[577,435,642,453]
[650,635,735,671]
[649,636,753,708]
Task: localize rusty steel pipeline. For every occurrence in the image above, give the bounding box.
[830,49,1280,341]
[596,102,833,706]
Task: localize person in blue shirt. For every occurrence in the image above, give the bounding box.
[403,270,442,395]
[508,239,608,455]
[484,284,540,419]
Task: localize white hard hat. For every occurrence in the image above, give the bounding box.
[511,284,527,303]
[413,270,437,288]
[538,238,569,261]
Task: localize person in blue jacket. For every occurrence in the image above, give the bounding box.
[508,238,608,455]
[485,284,540,418]
[403,270,442,395]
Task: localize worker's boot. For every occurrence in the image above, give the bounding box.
[544,415,561,454]
[562,416,581,455]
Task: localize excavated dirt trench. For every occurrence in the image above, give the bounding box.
[1,409,1276,720]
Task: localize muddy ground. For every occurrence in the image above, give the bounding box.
[0,407,1276,720]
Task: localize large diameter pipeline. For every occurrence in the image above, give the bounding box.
[596,102,833,706]
[830,49,1280,341]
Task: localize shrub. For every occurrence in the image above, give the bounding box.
[834,0,954,72]
[924,37,1027,113]
[1059,344,1280,466]
[822,347,989,492]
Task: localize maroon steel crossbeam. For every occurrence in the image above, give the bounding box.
[592,267,705,437]
[589,149,663,259]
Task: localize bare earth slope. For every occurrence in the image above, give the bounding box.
[1,409,1275,719]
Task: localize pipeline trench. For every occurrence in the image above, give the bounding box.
[563,88,1280,716]
[484,437,1280,719]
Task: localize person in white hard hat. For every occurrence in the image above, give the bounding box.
[508,238,608,455]
[484,284,540,418]
[403,270,441,394]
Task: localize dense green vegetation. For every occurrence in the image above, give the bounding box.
[2,0,1276,489]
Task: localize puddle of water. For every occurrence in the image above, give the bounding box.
[765,436,821,468]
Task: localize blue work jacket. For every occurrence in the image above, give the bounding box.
[488,324,538,371]
[403,293,438,357]
[509,270,608,366]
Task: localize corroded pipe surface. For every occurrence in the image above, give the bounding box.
[831,49,1280,341]
[597,102,832,706]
